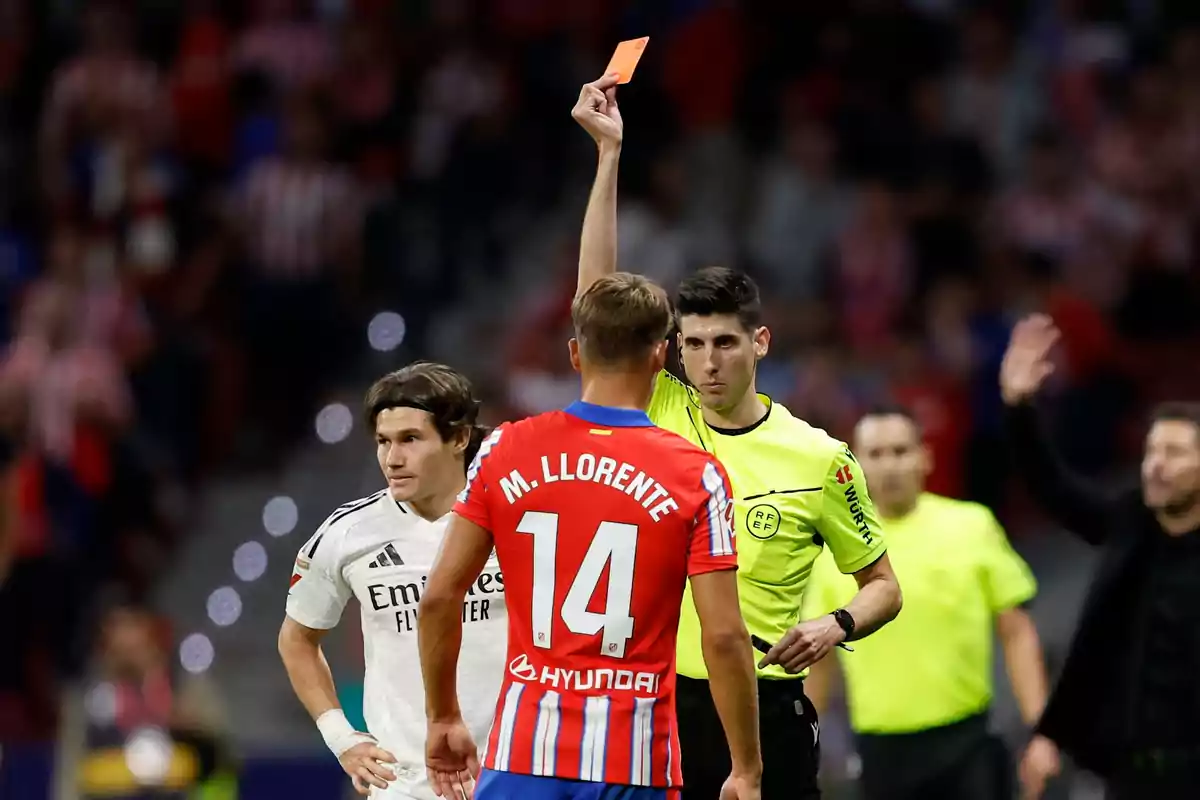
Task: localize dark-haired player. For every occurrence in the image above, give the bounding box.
[419,272,762,800]
[571,74,902,798]
[279,362,508,799]
[804,405,1055,800]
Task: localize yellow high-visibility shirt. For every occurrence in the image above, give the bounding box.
[804,492,1037,733]
[649,371,887,681]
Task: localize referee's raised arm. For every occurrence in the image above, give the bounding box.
[572,74,623,298]
[1000,314,1119,545]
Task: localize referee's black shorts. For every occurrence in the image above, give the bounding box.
[676,674,820,799]
[854,712,1010,800]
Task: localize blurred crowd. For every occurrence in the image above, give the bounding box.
[0,0,413,743]
[0,0,1199,761]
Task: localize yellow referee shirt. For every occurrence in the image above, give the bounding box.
[803,492,1037,734]
[648,371,887,680]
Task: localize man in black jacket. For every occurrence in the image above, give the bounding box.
[1000,314,1200,798]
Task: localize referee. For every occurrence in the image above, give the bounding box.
[1001,314,1200,797]
[804,406,1058,800]
[571,74,903,799]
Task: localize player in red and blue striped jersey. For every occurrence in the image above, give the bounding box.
[417,273,763,800]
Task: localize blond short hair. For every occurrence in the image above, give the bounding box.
[571,273,673,365]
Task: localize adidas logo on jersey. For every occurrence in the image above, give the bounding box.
[367,543,405,569]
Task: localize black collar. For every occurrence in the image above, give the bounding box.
[709,401,772,437]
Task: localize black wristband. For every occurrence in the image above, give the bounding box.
[832,608,856,640]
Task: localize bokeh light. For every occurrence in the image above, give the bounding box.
[233,541,268,582]
[85,682,117,724]
[207,587,243,627]
[315,402,353,444]
[179,633,215,674]
[367,311,407,352]
[262,496,299,537]
[124,727,173,785]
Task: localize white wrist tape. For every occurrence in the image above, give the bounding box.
[316,709,375,757]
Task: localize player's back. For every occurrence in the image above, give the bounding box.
[455,401,736,789]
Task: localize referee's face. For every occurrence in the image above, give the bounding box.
[854,414,929,515]
[1142,419,1200,513]
[677,314,767,412]
[375,407,461,503]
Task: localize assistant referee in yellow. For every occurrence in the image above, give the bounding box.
[570,74,903,799]
[804,406,1060,800]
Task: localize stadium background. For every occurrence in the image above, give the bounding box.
[1,0,1199,797]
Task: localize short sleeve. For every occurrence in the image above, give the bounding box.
[801,548,852,619]
[286,525,350,630]
[687,460,739,576]
[819,445,888,574]
[452,426,507,531]
[978,511,1038,613]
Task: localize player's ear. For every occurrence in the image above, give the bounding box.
[450,425,471,457]
[919,443,934,478]
[567,338,582,374]
[753,326,770,360]
[650,339,668,372]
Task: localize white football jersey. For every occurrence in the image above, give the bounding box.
[286,489,507,799]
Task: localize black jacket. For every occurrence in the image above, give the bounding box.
[1005,402,1165,777]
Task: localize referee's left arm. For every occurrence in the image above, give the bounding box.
[839,550,902,640]
[818,447,902,640]
[760,447,901,673]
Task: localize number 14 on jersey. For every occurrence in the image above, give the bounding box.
[517,511,637,659]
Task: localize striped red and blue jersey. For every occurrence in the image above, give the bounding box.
[454,401,738,789]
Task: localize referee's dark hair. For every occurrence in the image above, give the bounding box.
[675,266,762,331]
[363,362,489,467]
[860,402,924,435]
[1151,401,1200,436]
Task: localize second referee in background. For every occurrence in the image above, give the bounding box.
[804,406,1059,800]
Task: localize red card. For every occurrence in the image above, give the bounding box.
[605,37,650,84]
